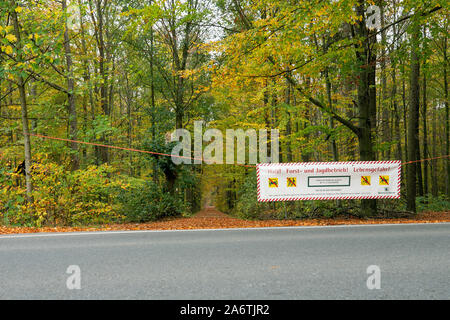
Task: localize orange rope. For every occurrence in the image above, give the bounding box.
[401,155,450,165]
[15,133,450,168]
[26,133,257,168]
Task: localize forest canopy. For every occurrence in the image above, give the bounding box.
[0,0,449,227]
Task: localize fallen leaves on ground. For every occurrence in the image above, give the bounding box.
[0,208,449,235]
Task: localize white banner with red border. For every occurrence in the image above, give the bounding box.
[256,161,401,202]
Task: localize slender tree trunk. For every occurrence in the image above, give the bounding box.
[124,73,133,176]
[407,20,421,213]
[11,1,33,201]
[89,0,109,164]
[150,18,158,182]
[392,63,402,162]
[302,78,311,162]
[444,36,449,198]
[416,144,423,196]
[431,103,438,197]
[422,64,428,196]
[325,68,338,161]
[402,68,408,162]
[63,0,79,170]
[78,0,96,163]
[175,111,183,130]
[380,3,390,159]
[285,72,292,162]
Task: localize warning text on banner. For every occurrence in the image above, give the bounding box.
[256,161,401,202]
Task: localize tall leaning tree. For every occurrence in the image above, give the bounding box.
[229,0,379,214]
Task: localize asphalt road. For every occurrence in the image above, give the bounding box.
[0,223,449,299]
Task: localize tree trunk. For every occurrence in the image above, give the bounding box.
[431,102,438,197]
[89,0,109,164]
[11,1,33,202]
[78,0,96,164]
[63,0,79,170]
[285,72,292,162]
[176,111,183,130]
[407,20,421,213]
[380,3,390,159]
[325,68,338,161]
[392,64,402,162]
[150,18,158,182]
[422,63,428,196]
[444,35,449,198]
[355,1,377,215]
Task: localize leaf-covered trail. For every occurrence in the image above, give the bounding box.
[193,206,236,219]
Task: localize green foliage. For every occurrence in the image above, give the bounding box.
[142,136,180,188]
[416,195,450,213]
[0,157,125,227]
[0,166,21,225]
[117,180,186,222]
[85,115,118,141]
[233,170,270,219]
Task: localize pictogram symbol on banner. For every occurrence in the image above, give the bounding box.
[268,178,278,188]
[379,175,389,185]
[287,177,297,187]
[361,176,371,186]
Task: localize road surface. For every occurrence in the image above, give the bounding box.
[0,223,449,299]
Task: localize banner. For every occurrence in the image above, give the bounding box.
[256,161,401,202]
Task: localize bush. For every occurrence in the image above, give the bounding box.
[234,171,271,219]
[0,165,25,225]
[416,195,450,213]
[117,180,186,222]
[0,157,125,227]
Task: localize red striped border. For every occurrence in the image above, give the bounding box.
[256,160,402,202]
[256,160,402,166]
[256,164,261,202]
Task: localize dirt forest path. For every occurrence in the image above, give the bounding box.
[193,206,235,219]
